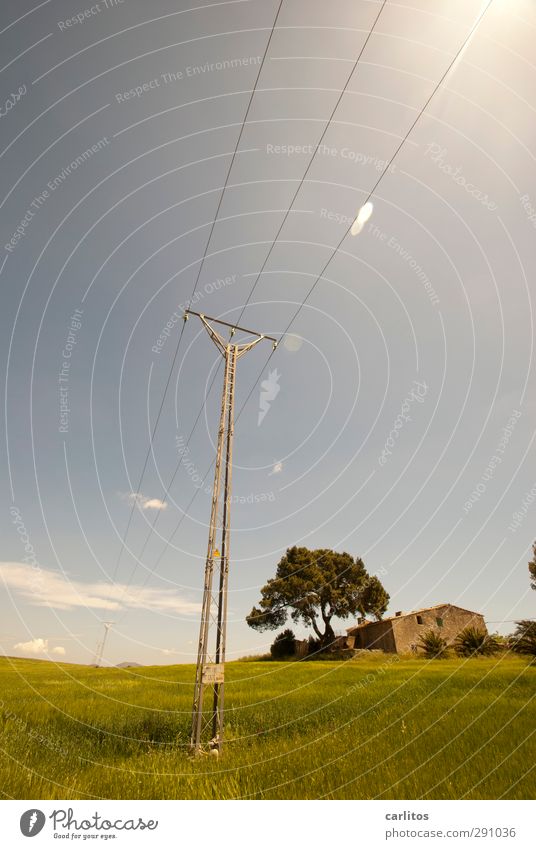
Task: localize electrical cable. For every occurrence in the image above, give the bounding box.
[140,0,494,582]
[114,0,390,596]
[110,0,286,586]
[232,0,389,325]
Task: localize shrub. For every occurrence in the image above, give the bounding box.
[509,620,536,657]
[237,654,272,662]
[418,629,449,659]
[306,635,322,656]
[454,627,500,657]
[270,629,296,659]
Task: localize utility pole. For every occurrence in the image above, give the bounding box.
[92,621,114,667]
[185,310,277,755]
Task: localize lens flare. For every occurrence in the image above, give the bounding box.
[351,201,374,235]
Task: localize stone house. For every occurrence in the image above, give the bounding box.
[346,603,487,654]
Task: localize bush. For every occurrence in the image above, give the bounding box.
[306,635,322,656]
[454,627,501,657]
[418,629,449,659]
[270,629,296,659]
[509,620,536,657]
[237,654,272,662]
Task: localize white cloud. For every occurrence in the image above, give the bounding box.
[124,492,167,511]
[0,562,200,616]
[51,646,66,656]
[12,638,65,657]
[142,498,167,510]
[14,637,48,655]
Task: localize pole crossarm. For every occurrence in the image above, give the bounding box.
[198,314,228,356]
[187,311,274,755]
[184,309,278,347]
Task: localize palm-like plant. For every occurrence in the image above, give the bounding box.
[509,620,536,657]
[418,629,449,659]
[454,627,500,657]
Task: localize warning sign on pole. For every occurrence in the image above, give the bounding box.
[202,664,224,684]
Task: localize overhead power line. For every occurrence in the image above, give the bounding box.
[110,0,286,587]
[234,0,390,324]
[486,619,535,624]
[138,0,494,580]
[114,0,390,599]
[226,0,496,434]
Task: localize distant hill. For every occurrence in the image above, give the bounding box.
[116,662,143,668]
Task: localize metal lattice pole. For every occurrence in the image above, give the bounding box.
[92,621,114,667]
[186,310,276,754]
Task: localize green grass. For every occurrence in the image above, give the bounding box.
[0,654,534,799]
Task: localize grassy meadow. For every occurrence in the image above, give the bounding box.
[0,653,534,800]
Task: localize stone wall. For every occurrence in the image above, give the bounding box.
[391,605,487,654]
[353,619,397,653]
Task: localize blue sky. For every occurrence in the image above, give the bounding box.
[1,0,535,665]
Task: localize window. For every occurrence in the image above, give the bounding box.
[436,617,443,627]
[416,615,423,625]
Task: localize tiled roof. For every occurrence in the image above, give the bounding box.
[346,603,483,633]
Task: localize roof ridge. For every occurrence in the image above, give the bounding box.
[347,602,483,632]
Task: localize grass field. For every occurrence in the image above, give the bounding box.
[0,654,534,800]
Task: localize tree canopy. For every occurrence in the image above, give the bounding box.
[508,543,536,657]
[246,546,389,645]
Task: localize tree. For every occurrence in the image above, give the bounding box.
[509,621,536,657]
[454,626,500,657]
[418,630,449,659]
[246,546,389,647]
[270,629,296,659]
[505,545,536,658]
[529,541,536,591]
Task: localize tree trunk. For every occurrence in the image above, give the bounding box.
[322,619,335,648]
[319,601,335,648]
[309,617,323,640]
